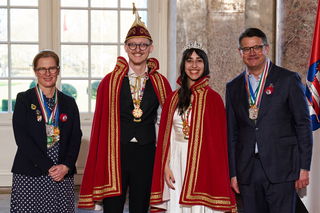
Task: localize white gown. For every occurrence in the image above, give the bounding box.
[158,109,223,213]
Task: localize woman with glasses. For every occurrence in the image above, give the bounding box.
[10,50,82,213]
[150,42,236,212]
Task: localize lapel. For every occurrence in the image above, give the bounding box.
[58,91,67,131]
[30,88,47,149]
[257,63,278,122]
[236,72,255,125]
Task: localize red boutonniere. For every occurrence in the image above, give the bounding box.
[265,83,274,95]
[59,113,68,122]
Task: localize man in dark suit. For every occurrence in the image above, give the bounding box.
[226,28,313,213]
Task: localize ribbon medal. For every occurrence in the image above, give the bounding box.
[245,59,270,120]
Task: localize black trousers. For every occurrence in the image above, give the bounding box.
[103,143,155,213]
[238,155,296,213]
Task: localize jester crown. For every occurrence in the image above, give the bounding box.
[125,3,152,42]
[183,41,206,53]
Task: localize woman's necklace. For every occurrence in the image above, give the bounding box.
[181,104,192,140]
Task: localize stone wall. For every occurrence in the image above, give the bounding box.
[176,0,316,98]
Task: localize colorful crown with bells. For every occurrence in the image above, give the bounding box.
[125,3,152,43]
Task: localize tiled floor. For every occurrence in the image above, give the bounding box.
[0,191,129,213]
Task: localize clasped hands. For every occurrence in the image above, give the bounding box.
[49,164,69,182]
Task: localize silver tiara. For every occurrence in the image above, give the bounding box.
[183,41,206,52]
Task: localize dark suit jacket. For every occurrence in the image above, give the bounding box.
[11,87,82,177]
[226,63,312,184]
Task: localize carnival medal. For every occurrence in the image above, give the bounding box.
[249,106,259,120]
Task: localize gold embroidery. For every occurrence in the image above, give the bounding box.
[150,93,178,204]
[91,57,168,203]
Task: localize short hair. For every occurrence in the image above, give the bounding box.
[32,50,60,70]
[238,28,268,47]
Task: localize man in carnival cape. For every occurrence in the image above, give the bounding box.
[150,75,237,212]
[78,4,172,213]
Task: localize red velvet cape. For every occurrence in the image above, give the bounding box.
[78,56,172,209]
[150,77,237,212]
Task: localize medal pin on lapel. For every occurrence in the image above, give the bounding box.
[60,113,68,122]
[36,109,42,122]
[265,83,274,95]
[31,104,36,110]
[37,115,42,122]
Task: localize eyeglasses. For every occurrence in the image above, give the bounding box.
[239,45,265,54]
[126,43,151,51]
[35,66,59,75]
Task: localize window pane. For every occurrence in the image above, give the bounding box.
[120,10,147,42]
[61,0,88,7]
[11,44,38,77]
[0,80,8,112]
[91,45,117,77]
[12,80,34,111]
[120,44,127,60]
[10,0,38,6]
[61,10,88,42]
[61,80,88,112]
[0,9,7,41]
[11,9,38,42]
[91,10,117,43]
[91,0,117,8]
[121,0,147,8]
[61,45,88,77]
[90,80,100,112]
[0,44,8,77]
[0,0,6,6]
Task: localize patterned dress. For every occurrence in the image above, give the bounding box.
[10,142,75,213]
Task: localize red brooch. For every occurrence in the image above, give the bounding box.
[59,113,68,122]
[265,83,274,95]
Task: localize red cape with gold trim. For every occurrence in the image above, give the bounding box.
[150,77,237,212]
[78,56,172,209]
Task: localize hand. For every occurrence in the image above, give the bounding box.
[295,169,309,189]
[164,164,175,190]
[231,176,240,194]
[49,164,69,182]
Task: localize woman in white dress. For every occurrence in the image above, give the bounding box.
[150,42,237,213]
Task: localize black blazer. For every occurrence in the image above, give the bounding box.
[226,63,312,184]
[11,87,82,177]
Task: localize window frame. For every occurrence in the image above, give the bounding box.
[0,0,168,123]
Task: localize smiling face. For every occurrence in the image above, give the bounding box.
[34,57,59,89]
[184,51,205,87]
[124,37,153,67]
[239,36,269,73]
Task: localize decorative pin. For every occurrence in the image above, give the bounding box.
[31,104,36,110]
[59,113,68,122]
[265,83,274,95]
[37,115,42,122]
